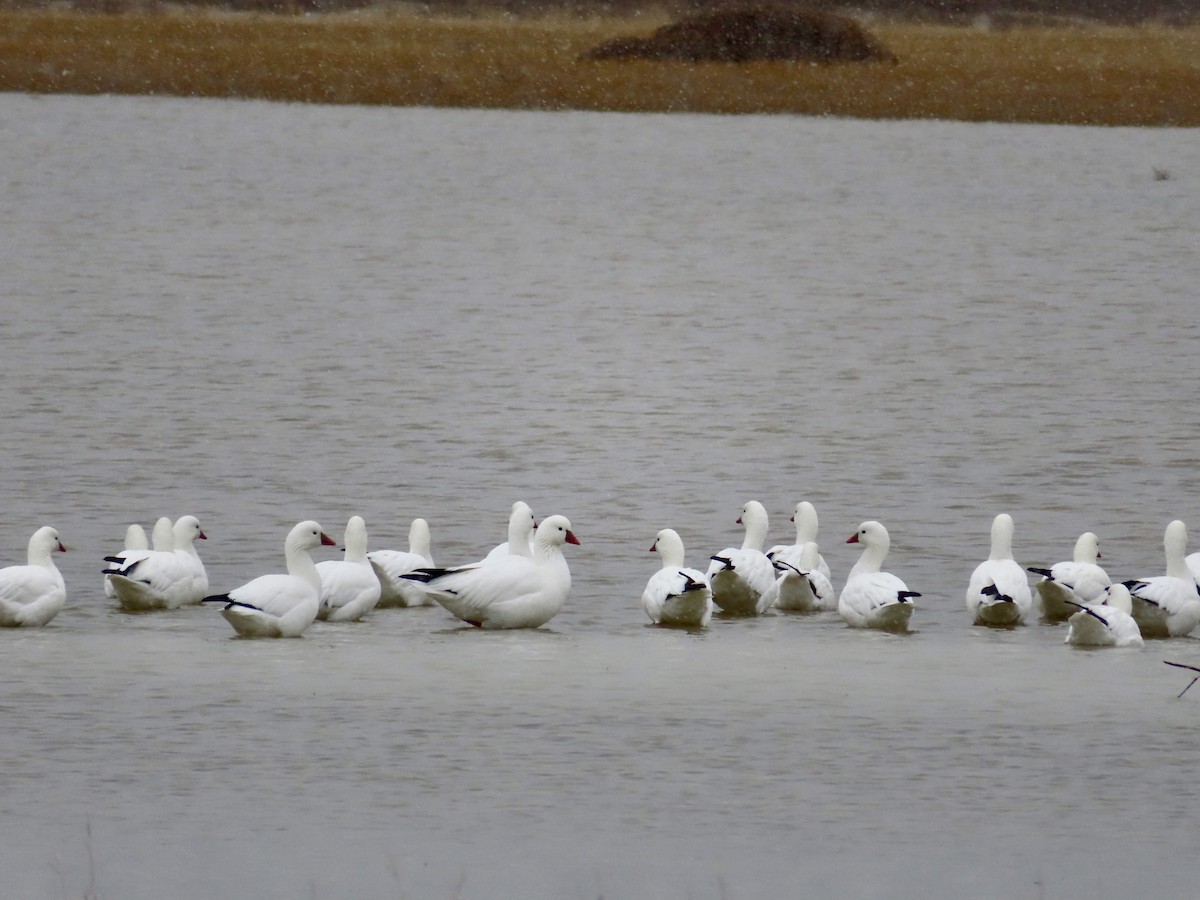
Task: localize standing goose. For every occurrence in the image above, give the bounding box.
[402,514,579,630]
[317,515,382,622]
[767,501,832,582]
[1064,583,1144,648]
[763,541,835,613]
[202,520,335,638]
[368,518,435,608]
[705,500,776,616]
[1027,531,1110,621]
[838,521,919,632]
[966,513,1033,627]
[0,526,68,628]
[104,515,207,610]
[642,528,713,628]
[1123,520,1200,639]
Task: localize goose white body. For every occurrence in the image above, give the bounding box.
[766,501,832,583]
[1064,584,1144,648]
[706,501,776,617]
[103,523,149,599]
[0,526,67,628]
[966,513,1033,627]
[406,515,578,630]
[317,516,381,622]
[368,518,435,608]
[1125,520,1200,639]
[204,521,335,638]
[1029,532,1110,621]
[102,518,169,599]
[838,521,918,632]
[764,541,834,613]
[105,516,207,611]
[642,528,712,628]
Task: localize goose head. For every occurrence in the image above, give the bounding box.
[286,520,337,555]
[651,528,686,568]
[535,515,580,551]
[29,526,67,565]
[173,515,207,548]
[1073,531,1101,564]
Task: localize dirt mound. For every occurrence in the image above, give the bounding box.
[584,6,898,63]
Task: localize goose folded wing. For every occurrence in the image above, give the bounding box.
[225,574,314,616]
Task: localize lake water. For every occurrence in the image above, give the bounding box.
[1,93,1198,899]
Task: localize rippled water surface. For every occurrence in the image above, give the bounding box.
[2,94,1199,899]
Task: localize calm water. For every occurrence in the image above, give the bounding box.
[1,94,1198,899]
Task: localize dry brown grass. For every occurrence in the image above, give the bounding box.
[1,7,1198,124]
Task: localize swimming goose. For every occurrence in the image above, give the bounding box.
[705,500,776,616]
[103,517,171,586]
[0,526,68,628]
[202,520,335,638]
[317,515,382,622]
[103,523,149,599]
[483,501,537,561]
[766,501,832,583]
[1027,531,1110,621]
[966,513,1033,627]
[1064,584,1143,648]
[763,541,835,613]
[104,515,207,610]
[1123,520,1200,639]
[402,514,578,629]
[172,515,209,604]
[368,518,435,608]
[838,520,919,632]
[642,528,712,628]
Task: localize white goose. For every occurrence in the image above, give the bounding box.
[104,515,207,610]
[838,521,919,632]
[368,518,435,608]
[763,541,835,613]
[172,515,209,604]
[767,501,832,582]
[1124,519,1200,639]
[317,516,382,622]
[1064,583,1144,648]
[102,516,172,588]
[642,528,713,628]
[0,526,68,628]
[202,520,335,638]
[705,500,776,616]
[1027,531,1110,621]
[102,523,149,599]
[966,513,1033,627]
[403,514,578,629]
[483,500,537,561]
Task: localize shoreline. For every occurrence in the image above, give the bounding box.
[2,8,1199,124]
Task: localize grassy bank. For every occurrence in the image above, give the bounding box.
[1,8,1199,124]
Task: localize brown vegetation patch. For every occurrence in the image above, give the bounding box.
[583,6,897,63]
